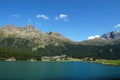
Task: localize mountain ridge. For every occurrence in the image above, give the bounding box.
[0,25,120,61]
[101,30,120,40]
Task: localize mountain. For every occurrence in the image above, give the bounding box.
[101,31,120,40]
[0,24,71,45]
[0,25,120,61]
[79,31,120,45]
[0,24,73,61]
[100,31,120,44]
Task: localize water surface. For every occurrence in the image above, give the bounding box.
[0,61,120,80]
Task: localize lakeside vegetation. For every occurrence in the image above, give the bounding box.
[94,59,120,66]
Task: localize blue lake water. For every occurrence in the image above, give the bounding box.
[0,61,120,80]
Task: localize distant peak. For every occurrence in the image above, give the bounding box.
[101,30,120,40]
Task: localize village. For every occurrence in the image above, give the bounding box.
[41,55,95,61]
[42,55,68,61]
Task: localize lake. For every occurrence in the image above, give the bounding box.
[0,61,120,80]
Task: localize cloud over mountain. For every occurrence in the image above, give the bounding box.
[88,35,100,40]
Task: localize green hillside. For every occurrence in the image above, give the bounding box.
[0,25,120,61]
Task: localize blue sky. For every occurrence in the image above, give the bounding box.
[0,0,120,41]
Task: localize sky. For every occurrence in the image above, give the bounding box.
[0,0,120,41]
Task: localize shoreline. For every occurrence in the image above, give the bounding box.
[1,59,120,66]
[92,59,120,66]
[42,59,120,66]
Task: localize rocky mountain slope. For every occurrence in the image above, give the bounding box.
[101,31,120,40]
[0,24,72,47]
[0,24,73,60]
[0,25,120,60]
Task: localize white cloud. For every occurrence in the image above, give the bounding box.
[36,14,49,20]
[114,24,120,28]
[55,14,69,22]
[11,14,20,18]
[88,35,100,40]
[59,14,68,18]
